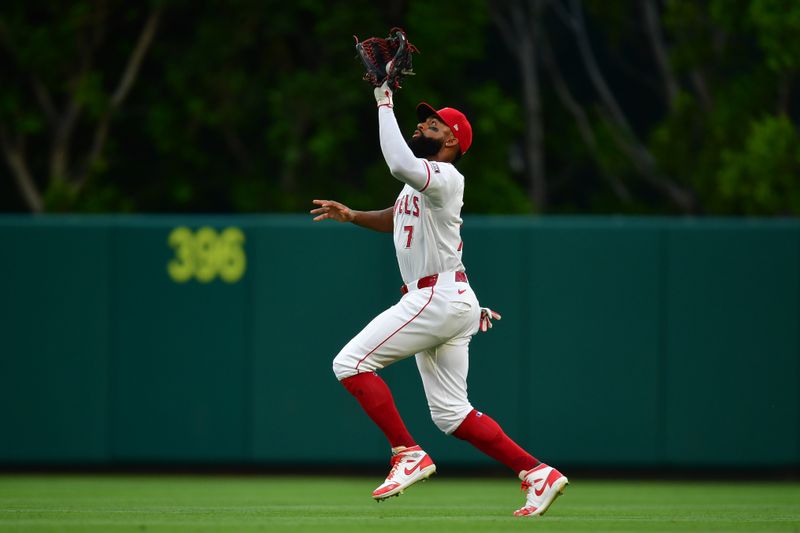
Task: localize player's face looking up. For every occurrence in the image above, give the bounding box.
[407,116,454,159]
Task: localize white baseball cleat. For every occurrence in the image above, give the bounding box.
[513,463,569,517]
[372,445,436,501]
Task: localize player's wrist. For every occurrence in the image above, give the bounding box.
[374,81,393,108]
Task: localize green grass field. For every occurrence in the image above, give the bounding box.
[1,474,798,532]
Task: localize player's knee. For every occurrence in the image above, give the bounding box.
[430,404,473,435]
[332,354,356,381]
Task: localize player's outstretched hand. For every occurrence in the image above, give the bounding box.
[311,199,355,223]
[374,80,393,108]
[479,307,502,332]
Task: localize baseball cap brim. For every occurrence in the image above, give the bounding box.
[416,102,441,124]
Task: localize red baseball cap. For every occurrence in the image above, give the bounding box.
[416,103,473,155]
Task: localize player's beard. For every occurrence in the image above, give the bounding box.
[407,134,443,159]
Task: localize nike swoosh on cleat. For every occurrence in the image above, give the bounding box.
[458,289,466,294]
[404,461,424,476]
[534,478,547,496]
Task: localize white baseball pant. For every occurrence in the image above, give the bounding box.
[332,272,481,434]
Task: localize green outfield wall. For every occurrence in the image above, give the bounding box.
[0,215,797,469]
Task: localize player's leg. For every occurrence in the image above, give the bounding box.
[338,371,414,449]
[332,289,451,447]
[416,337,534,464]
[416,338,568,517]
[332,288,454,500]
[454,408,568,516]
[412,308,522,457]
[337,366,436,500]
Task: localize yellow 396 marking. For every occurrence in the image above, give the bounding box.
[167,226,246,283]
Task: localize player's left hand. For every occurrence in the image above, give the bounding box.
[310,199,355,223]
[374,80,393,108]
[479,307,502,332]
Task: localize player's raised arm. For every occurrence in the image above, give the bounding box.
[311,199,393,233]
[374,84,430,191]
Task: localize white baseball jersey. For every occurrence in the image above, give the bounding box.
[378,106,466,284]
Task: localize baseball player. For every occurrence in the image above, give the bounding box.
[310,80,568,517]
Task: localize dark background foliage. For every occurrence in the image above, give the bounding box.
[1,0,798,215]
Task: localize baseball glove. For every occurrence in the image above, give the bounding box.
[354,27,419,91]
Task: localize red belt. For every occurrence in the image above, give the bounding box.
[401,271,468,295]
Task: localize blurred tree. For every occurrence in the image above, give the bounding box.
[717,115,800,213]
[1,0,797,215]
[131,0,388,212]
[493,0,694,212]
[492,0,799,215]
[0,0,527,213]
[0,0,162,212]
[653,0,800,214]
[490,1,548,211]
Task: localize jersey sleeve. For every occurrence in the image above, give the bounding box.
[378,106,453,206]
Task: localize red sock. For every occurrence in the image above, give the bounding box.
[340,372,416,449]
[453,409,538,474]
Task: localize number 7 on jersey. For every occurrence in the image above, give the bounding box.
[403,225,414,248]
